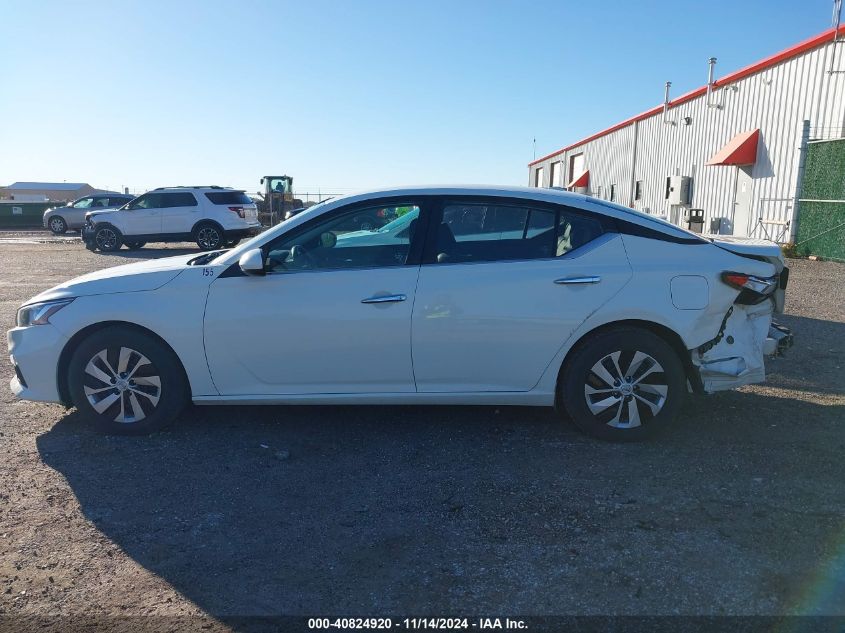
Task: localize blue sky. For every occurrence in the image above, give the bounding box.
[0,0,832,196]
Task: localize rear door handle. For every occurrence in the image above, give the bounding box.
[361,294,407,304]
[554,276,601,285]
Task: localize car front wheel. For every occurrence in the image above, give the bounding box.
[560,327,685,441]
[67,325,188,435]
[94,225,122,252]
[48,216,67,234]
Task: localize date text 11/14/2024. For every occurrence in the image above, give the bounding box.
[307,618,527,630]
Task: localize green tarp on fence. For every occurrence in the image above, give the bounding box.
[795,138,845,262]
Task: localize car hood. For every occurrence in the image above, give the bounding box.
[86,209,116,220]
[24,253,198,304]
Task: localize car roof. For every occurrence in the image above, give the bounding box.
[150,186,243,192]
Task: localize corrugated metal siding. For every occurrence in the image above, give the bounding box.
[530,39,845,240]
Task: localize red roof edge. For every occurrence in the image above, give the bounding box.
[528,25,845,167]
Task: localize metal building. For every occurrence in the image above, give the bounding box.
[0,182,99,203]
[528,25,845,243]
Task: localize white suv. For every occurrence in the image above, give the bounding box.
[82,186,262,252]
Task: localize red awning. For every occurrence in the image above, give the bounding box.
[567,169,589,188]
[706,129,760,166]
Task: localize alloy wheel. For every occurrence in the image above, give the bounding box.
[50,218,65,232]
[197,227,221,249]
[583,350,668,429]
[95,228,117,250]
[83,347,162,424]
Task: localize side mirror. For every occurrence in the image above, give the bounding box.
[239,248,266,276]
[319,231,337,248]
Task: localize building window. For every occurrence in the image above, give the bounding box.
[609,184,616,202]
[635,180,643,201]
[550,161,563,188]
[594,185,602,199]
[534,167,545,187]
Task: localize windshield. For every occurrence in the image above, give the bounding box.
[206,198,337,266]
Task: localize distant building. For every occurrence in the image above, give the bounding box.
[528,25,845,243]
[0,182,101,202]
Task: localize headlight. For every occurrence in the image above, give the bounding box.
[16,298,74,327]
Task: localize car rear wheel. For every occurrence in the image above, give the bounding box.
[67,326,188,435]
[194,223,223,251]
[560,327,685,441]
[48,216,67,234]
[124,241,146,250]
[94,225,122,252]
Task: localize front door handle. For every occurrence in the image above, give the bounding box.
[361,294,407,304]
[554,276,601,285]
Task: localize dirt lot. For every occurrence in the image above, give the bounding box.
[0,233,844,628]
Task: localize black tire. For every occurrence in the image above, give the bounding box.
[48,216,67,235]
[93,224,122,252]
[225,238,240,248]
[67,325,188,435]
[560,327,685,441]
[124,241,146,250]
[193,222,224,251]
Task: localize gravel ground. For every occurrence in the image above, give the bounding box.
[0,235,843,629]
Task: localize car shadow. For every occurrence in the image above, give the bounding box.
[98,245,201,260]
[36,388,845,619]
[757,313,845,396]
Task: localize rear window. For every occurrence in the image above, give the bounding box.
[204,191,252,205]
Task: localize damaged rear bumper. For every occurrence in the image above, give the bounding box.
[764,321,793,356]
[691,303,793,393]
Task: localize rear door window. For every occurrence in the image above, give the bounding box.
[433,203,556,263]
[161,192,198,207]
[429,200,604,263]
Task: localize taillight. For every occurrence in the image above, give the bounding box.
[721,271,778,304]
[228,206,245,218]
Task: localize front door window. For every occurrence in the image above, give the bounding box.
[265,205,420,272]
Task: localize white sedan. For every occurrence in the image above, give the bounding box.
[8,186,792,440]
